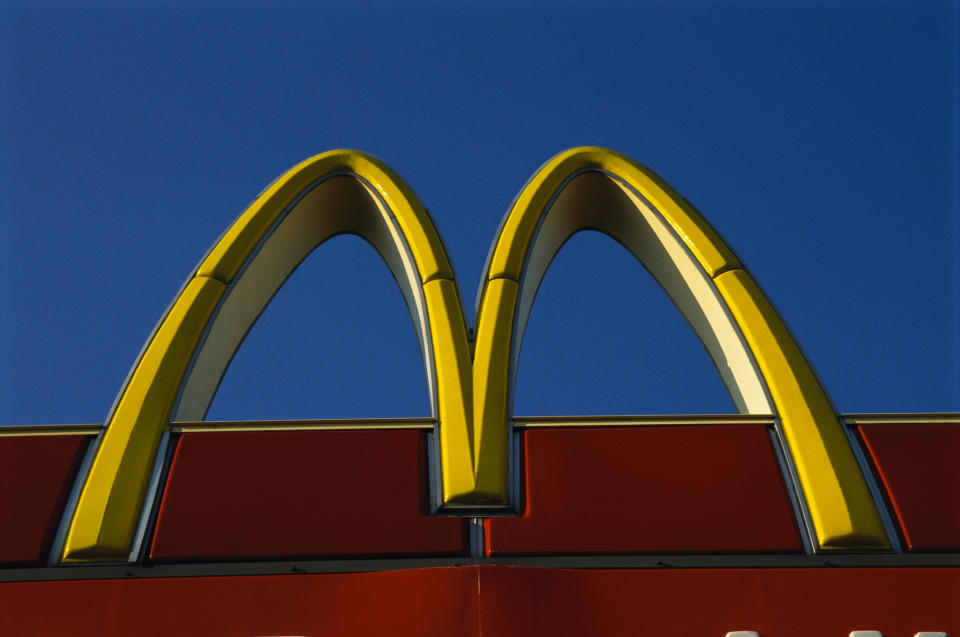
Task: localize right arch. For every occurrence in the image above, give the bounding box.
[478,147,889,550]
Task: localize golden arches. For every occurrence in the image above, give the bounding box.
[63,148,888,562]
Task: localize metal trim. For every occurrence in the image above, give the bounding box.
[169,418,435,433]
[0,425,102,437]
[6,552,959,583]
[843,414,960,425]
[513,414,776,428]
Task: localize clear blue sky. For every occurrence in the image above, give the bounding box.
[1,2,957,426]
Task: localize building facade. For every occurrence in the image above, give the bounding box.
[2,149,957,636]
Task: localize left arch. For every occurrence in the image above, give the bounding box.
[62,151,473,561]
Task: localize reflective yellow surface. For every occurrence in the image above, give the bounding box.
[63,277,224,560]
[63,148,888,562]
[64,150,468,561]
[487,147,741,280]
[423,279,476,502]
[471,278,516,502]
[485,146,887,549]
[198,151,454,285]
[714,270,888,548]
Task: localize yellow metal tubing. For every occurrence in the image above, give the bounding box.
[423,278,476,502]
[63,277,224,560]
[478,146,888,549]
[62,151,468,562]
[714,270,888,548]
[63,147,888,561]
[469,278,517,502]
[198,151,454,285]
[486,147,741,281]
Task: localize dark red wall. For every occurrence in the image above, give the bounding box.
[0,435,89,565]
[150,429,468,560]
[2,566,957,637]
[486,426,802,554]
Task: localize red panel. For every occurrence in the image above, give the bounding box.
[859,421,960,550]
[0,567,478,637]
[486,426,802,554]
[0,435,89,565]
[150,429,467,560]
[477,566,960,637]
[2,566,957,636]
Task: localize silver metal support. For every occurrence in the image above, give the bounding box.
[767,424,816,554]
[426,430,442,515]
[128,431,173,564]
[46,433,101,566]
[469,517,485,559]
[841,422,903,553]
[509,425,523,514]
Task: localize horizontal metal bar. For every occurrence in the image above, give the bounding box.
[513,414,777,428]
[0,424,102,437]
[3,552,958,582]
[478,552,960,569]
[3,414,956,436]
[843,413,960,426]
[0,557,472,582]
[169,417,436,433]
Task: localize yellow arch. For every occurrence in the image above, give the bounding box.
[475,146,888,549]
[62,150,475,561]
[63,147,888,561]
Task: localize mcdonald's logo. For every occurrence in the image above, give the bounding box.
[61,147,891,563]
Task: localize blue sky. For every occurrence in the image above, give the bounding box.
[1,2,957,426]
